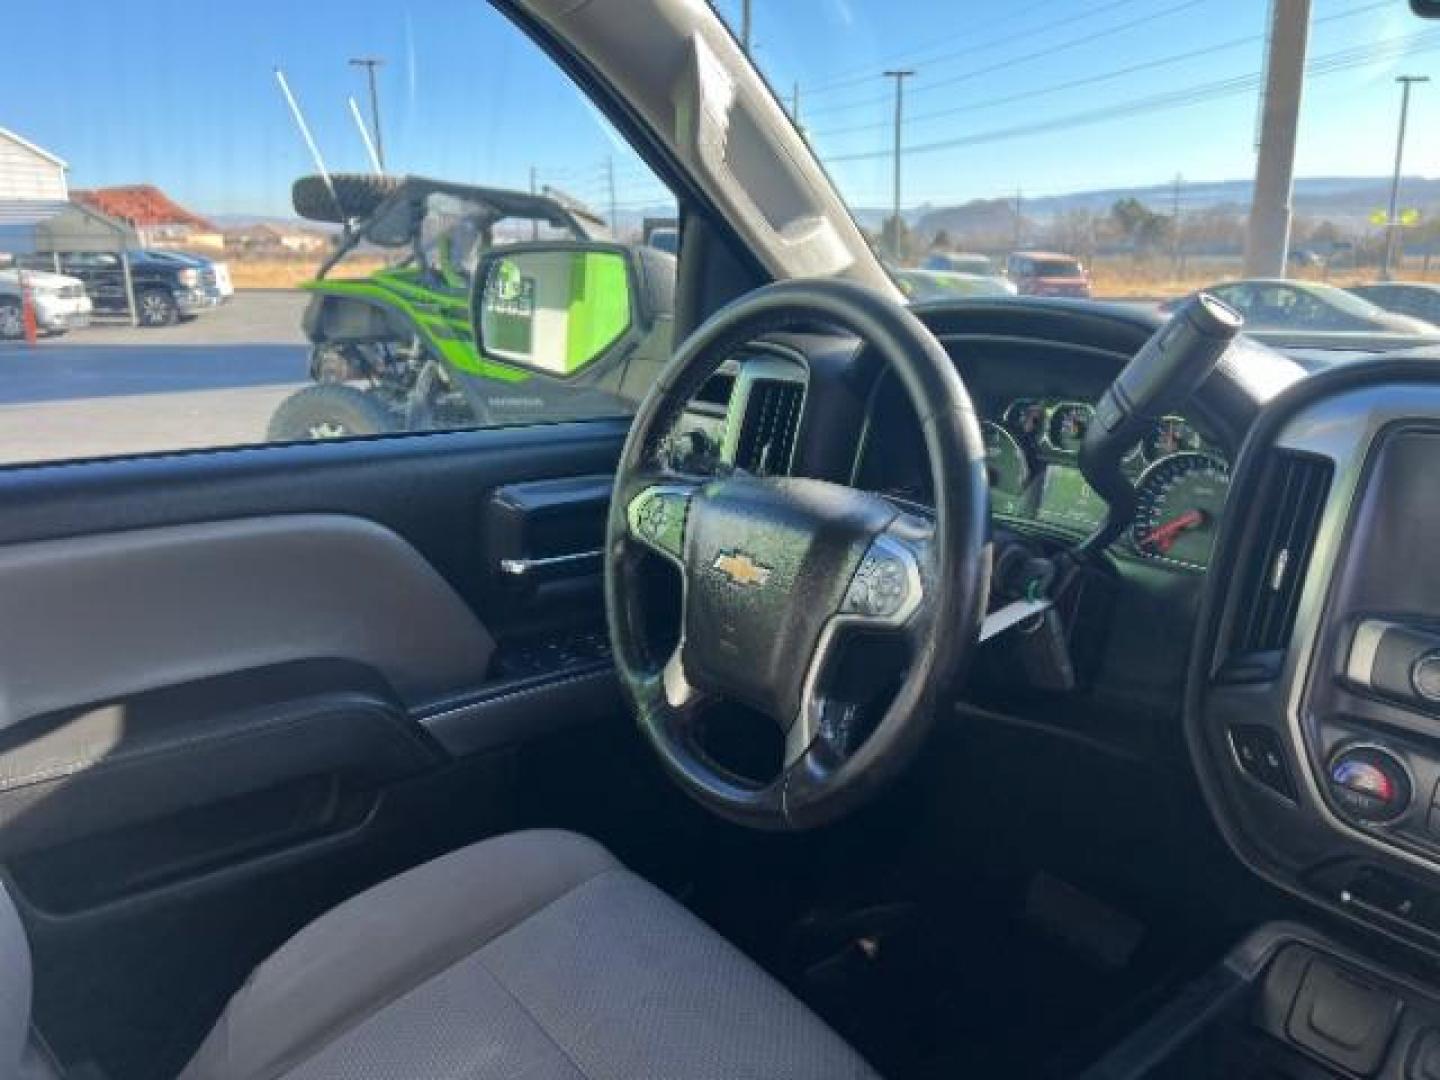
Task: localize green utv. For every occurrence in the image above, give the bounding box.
[268,174,677,440]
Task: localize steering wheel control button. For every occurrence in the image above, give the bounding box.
[843,541,916,620]
[629,487,690,561]
[1228,724,1295,801]
[1327,746,1411,824]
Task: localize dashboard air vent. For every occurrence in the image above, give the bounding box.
[735,378,804,476]
[1226,452,1332,670]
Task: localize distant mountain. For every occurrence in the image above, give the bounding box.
[853,176,1440,237]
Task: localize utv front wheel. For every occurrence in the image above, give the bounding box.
[267,384,398,442]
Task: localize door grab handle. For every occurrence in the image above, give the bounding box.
[498,550,603,577]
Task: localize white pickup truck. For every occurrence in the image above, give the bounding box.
[0,267,93,338]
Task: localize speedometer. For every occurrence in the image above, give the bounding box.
[1130,452,1231,569]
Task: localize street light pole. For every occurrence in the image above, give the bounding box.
[349,57,386,173]
[741,0,752,55]
[1382,75,1429,281]
[883,69,915,262]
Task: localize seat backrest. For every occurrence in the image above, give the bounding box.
[1,880,34,1076]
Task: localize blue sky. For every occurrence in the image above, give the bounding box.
[2,0,1436,218]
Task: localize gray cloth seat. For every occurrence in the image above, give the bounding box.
[177,829,879,1079]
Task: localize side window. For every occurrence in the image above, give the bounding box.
[0,3,676,463]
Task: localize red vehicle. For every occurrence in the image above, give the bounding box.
[1005,250,1092,297]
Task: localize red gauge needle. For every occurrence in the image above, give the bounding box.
[1148,508,1207,553]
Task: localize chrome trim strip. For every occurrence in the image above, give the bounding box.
[498,550,603,576]
[1274,383,1440,872]
[1345,619,1393,689]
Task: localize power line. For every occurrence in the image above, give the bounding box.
[823,28,1440,166]
[801,0,1067,95]
[807,0,1389,141]
[802,0,1206,119]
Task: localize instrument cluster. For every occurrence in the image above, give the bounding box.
[983,399,1230,569]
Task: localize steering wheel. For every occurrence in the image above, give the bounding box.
[605,278,991,830]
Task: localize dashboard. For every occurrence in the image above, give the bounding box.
[852,362,1233,571]
[667,299,1440,971]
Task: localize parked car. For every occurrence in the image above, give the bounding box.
[0,267,93,338]
[890,265,1017,302]
[921,252,1016,295]
[1005,250,1092,297]
[1347,282,1440,326]
[145,250,234,303]
[646,226,678,254]
[1164,279,1439,334]
[16,250,213,326]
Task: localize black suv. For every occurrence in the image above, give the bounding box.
[17,250,213,326]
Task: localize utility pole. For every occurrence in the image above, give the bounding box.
[530,166,539,240]
[606,157,618,234]
[1171,173,1184,275]
[1382,75,1429,281]
[1013,187,1023,250]
[349,57,386,172]
[741,0,752,55]
[792,81,801,124]
[1243,0,1310,277]
[883,69,915,262]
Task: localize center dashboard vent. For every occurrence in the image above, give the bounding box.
[734,378,804,476]
[1223,451,1333,678]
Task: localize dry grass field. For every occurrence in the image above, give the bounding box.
[1086,257,1440,297]
[223,251,1439,297]
[228,256,388,289]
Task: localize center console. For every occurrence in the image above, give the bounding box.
[1152,362,1440,1077]
[1085,924,1440,1079]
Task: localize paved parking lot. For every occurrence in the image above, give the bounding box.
[0,289,1166,468]
[0,292,311,464]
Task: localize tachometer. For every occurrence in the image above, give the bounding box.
[1046,402,1093,455]
[1130,452,1231,569]
[981,421,1031,516]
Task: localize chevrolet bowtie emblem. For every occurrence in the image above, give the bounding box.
[711,550,772,588]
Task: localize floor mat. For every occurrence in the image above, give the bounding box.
[785,875,1197,1079]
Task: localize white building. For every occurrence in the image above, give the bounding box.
[0,127,70,256]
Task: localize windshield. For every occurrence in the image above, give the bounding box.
[1027,258,1084,277]
[720,0,1440,344]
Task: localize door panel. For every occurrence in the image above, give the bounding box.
[0,514,496,729]
[0,419,638,1077]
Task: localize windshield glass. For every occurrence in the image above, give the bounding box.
[1028,258,1084,277]
[719,0,1440,344]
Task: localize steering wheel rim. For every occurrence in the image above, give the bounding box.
[605,278,990,830]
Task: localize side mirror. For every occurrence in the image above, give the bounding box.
[472,242,642,379]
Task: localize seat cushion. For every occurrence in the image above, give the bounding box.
[1,881,32,1077]
[181,830,877,1080]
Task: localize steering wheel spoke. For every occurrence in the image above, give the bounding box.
[784,524,932,770]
